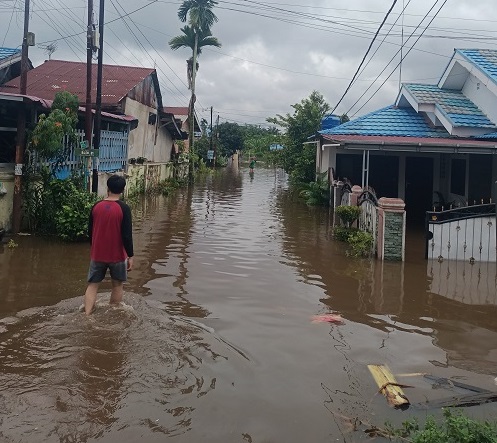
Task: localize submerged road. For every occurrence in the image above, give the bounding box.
[1,164,497,442]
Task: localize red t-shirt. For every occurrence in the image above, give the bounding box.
[89,199,134,263]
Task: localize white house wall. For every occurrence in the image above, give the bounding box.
[125,98,158,162]
[493,155,497,204]
[462,72,497,125]
[155,126,174,163]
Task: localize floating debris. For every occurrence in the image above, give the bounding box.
[368,364,410,407]
[311,314,344,324]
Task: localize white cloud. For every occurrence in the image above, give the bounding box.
[2,0,497,125]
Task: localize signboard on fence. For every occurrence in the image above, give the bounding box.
[75,148,100,158]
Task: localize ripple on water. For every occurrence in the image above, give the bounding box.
[0,294,248,442]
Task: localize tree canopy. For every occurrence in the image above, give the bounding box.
[267,91,330,184]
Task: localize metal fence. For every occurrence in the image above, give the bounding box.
[426,204,496,263]
[358,190,379,255]
[48,129,129,179]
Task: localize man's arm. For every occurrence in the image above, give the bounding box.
[88,206,94,244]
[118,201,134,258]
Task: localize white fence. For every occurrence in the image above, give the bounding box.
[426,204,496,263]
[358,191,379,255]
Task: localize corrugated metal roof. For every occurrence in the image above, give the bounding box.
[0,91,137,123]
[0,59,155,105]
[457,49,497,85]
[319,106,451,138]
[0,48,20,61]
[404,83,496,129]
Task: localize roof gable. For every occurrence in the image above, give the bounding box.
[402,83,496,132]
[456,49,497,86]
[0,59,157,107]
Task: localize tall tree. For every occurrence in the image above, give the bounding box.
[267,91,330,184]
[171,0,220,179]
[169,25,221,91]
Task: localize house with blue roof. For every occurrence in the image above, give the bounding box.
[0,48,32,86]
[317,48,497,224]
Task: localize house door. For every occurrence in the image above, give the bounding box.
[405,157,433,225]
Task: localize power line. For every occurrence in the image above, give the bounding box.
[36,1,159,46]
[1,0,17,46]
[330,0,399,114]
[343,0,447,117]
[108,0,188,105]
[350,0,449,118]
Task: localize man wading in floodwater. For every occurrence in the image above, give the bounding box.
[83,175,134,315]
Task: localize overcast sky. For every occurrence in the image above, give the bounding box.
[1,0,496,127]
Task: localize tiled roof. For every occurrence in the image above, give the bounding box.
[0,59,155,105]
[457,49,497,85]
[404,83,496,129]
[0,48,20,61]
[319,105,451,138]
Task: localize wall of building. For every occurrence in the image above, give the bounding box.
[125,98,174,164]
[462,73,497,125]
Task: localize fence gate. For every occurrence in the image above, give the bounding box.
[358,190,379,254]
[426,204,496,263]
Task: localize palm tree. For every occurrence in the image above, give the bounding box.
[172,0,220,178]
[169,25,221,90]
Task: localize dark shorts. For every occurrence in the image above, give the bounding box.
[87,260,127,283]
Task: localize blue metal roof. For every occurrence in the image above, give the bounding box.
[0,47,20,61]
[319,105,452,138]
[457,49,497,86]
[404,83,496,129]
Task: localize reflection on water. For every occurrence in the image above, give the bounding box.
[1,165,497,442]
[0,295,228,442]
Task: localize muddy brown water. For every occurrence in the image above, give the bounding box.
[1,165,497,442]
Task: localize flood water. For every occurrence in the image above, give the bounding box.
[1,165,497,442]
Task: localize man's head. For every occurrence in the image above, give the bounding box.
[107,175,126,195]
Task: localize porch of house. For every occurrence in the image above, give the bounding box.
[324,146,497,262]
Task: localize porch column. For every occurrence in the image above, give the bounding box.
[377,197,406,261]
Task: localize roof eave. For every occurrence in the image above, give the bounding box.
[321,134,497,153]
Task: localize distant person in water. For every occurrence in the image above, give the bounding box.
[249,158,256,173]
[83,175,134,315]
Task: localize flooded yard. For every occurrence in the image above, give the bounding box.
[1,165,497,442]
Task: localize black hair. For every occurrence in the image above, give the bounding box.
[107,175,126,194]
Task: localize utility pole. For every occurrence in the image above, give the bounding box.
[85,0,94,192]
[214,114,219,165]
[12,0,30,233]
[92,0,105,193]
[209,106,213,167]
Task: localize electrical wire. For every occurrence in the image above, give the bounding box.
[343,0,447,117]
[350,0,450,118]
[330,0,399,114]
[1,0,17,46]
[108,0,188,104]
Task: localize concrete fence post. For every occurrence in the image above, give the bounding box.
[377,197,406,261]
[350,185,362,207]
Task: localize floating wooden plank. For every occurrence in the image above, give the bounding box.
[368,364,410,407]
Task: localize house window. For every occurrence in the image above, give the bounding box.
[450,158,466,196]
[148,113,157,125]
